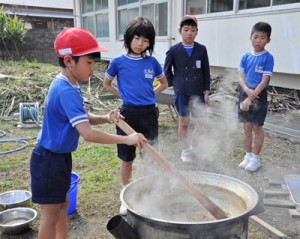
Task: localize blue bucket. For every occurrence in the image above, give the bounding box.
[67,172,80,215]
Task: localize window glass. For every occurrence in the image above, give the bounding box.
[103,13,109,37]
[142,4,154,20]
[273,0,300,5]
[118,10,127,38]
[128,8,139,22]
[96,0,108,10]
[155,2,167,36]
[239,0,270,9]
[96,13,109,37]
[118,0,127,6]
[118,8,139,38]
[186,0,206,14]
[142,2,167,36]
[129,0,139,3]
[118,0,138,6]
[96,14,103,37]
[102,0,108,9]
[96,0,101,10]
[82,0,94,13]
[81,0,109,38]
[208,0,233,13]
[117,1,167,38]
[83,16,94,34]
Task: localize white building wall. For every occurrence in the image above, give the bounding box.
[73,1,300,90]
[0,0,73,9]
[195,10,300,89]
[197,11,300,74]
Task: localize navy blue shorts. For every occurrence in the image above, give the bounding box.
[174,94,205,117]
[117,104,158,162]
[238,89,268,126]
[30,144,72,204]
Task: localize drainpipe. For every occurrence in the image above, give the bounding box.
[167,0,173,49]
[72,0,81,27]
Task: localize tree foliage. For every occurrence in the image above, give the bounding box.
[0,6,27,60]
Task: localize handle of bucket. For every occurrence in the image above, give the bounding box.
[69,176,80,192]
[69,182,77,192]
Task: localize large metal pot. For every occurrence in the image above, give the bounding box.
[121,171,262,239]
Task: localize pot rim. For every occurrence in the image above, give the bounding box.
[121,171,259,225]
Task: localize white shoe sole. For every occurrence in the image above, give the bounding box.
[245,162,260,172]
[239,159,250,168]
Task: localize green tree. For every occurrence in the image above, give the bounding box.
[0,6,27,60]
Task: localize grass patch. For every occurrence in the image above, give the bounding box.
[72,143,121,213]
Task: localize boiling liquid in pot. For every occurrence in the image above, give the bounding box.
[125,183,247,222]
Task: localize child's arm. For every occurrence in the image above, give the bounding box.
[238,71,258,100]
[254,75,270,95]
[239,75,270,112]
[204,90,210,106]
[154,76,168,95]
[88,109,124,125]
[163,50,174,86]
[76,121,147,147]
[103,76,120,97]
[240,97,252,112]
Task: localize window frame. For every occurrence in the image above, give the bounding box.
[116,0,168,40]
[81,0,109,39]
[184,0,300,18]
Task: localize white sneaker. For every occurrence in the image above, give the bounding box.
[181,148,193,163]
[239,154,251,168]
[119,203,127,216]
[245,157,260,172]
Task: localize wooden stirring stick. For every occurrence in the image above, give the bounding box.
[112,117,227,220]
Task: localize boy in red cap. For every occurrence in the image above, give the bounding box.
[164,15,211,163]
[30,27,147,239]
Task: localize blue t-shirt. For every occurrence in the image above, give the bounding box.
[38,74,89,153]
[239,50,274,89]
[105,54,164,106]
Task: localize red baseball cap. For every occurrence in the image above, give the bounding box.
[54,27,108,57]
[179,15,198,28]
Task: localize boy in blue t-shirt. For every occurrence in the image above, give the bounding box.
[164,15,211,163]
[30,28,147,239]
[238,22,274,172]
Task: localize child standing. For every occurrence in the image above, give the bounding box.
[30,28,147,239]
[238,22,274,172]
[164,15,210,163]
[103,17,168,215]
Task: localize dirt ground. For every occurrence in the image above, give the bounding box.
[0,105,300,239]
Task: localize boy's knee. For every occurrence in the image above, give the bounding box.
[253,125,264,134]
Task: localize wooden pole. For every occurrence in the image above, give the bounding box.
[113,117,227,220]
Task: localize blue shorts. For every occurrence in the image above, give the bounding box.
[117,104,158,162]
[30,144,72,204]
[238,89,268,126]
[174,94,205,117]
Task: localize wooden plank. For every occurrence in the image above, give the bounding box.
[263,198,295,208]
[264,188,290,197]
[266,177,285,186]
[249,215,289,239]
[289,209,300,219]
